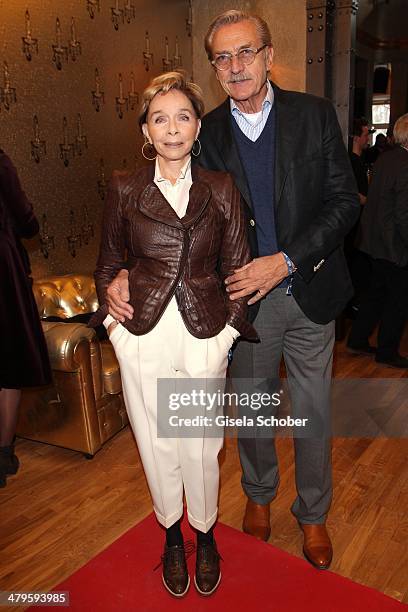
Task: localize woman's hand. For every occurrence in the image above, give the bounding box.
[107,320,119,337]
[106,269,134,322]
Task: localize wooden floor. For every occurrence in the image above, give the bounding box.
[1,324,407,610]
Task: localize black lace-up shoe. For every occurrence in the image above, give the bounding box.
[194,540,222,596]
[155,541,194,597]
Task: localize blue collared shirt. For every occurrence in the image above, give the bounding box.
[230,80,274,142]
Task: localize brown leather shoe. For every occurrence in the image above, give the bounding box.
[242,499,271,541]
[160,543,190,597]
[301,524,333,570]
[194,540,221,596]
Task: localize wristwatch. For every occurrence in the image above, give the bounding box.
[281,251,297,276]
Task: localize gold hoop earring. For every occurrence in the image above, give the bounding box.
[191,139,201,157]
[142,141,157,161]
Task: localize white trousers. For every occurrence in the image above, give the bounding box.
[107,297,236,532]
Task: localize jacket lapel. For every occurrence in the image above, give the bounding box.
[207,87,299,213]
[209,100,253,210]
[138,183,184,229]
[184,165,211,228]
[273,83,298,210]
[137,163,211,230]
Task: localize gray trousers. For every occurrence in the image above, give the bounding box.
[230,288,335,524]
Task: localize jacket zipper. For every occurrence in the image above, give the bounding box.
[153,227,191,321]
[150,192,209,322]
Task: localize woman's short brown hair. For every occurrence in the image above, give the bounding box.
[138,71,204,130]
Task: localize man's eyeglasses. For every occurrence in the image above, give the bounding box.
[211,44,269,71]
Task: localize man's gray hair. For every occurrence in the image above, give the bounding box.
[204,10,272,60]
[393,113,408,148]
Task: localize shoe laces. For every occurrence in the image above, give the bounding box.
[154,539,195,571]
[197,542,223,571]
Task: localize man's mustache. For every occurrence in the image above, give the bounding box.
[227,75,252,83]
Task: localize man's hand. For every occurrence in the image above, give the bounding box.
[106,269,134,322]
[225,253,288,305]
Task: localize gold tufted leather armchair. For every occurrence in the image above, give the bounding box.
[17,274,128,456]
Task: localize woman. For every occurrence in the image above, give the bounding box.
[90,72,257,597]
[0,150,52,487]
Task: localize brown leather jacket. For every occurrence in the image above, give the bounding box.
[90,163,257,340]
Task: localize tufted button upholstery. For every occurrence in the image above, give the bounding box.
[33,274,99,319]
[18,274,127,456]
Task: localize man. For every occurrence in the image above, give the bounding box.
[366,132,387,168]
[105,10,359,569]
[345,118,373,311]
[347,113,408,369]
[349,117,372,205]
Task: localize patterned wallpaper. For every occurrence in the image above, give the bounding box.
[0,0,192,278]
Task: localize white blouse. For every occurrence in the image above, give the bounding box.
[154,157,192,218]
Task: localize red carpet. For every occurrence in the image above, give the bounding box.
[30,513,406,611]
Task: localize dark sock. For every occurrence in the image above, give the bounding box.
[166,519,183,547]
[197,526,214,546]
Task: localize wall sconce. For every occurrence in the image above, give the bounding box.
[81,205,94,245]
[22,10,39,61]
[67,209,82,257]
[75,114,88,156]
[31,115,46,163]
[115,73,128,119]
[39,213,55,259]
[111,0,124,31]
[162,36,173,72]
[59,117,75,167]
[142,31,153,71]
[92,68,105,112]
[173,37,182,69]
[128,72,139,110]
[124,0,136,23]
[87,0,100,19]
[69,17,82,61]
[97,158,107,200]
[0,62,17,111]
[122,156,136,172]
[186,0,192,37]
[52,18,68,70]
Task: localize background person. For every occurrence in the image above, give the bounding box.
[366,132,387,168]
[345,118,375,317]
[0,150,52,488]
[347,113,408,368]
[349,117,372,206]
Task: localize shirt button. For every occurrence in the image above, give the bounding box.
[249,219,256,227]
